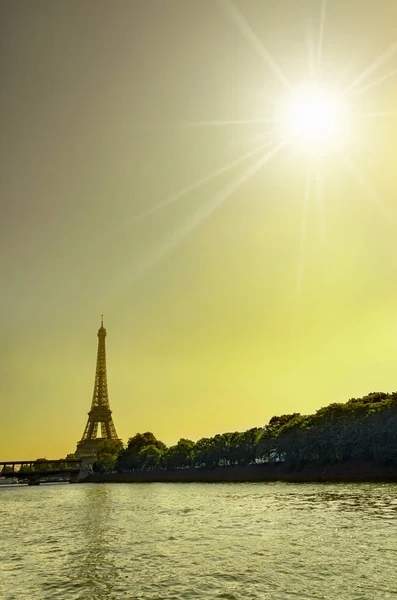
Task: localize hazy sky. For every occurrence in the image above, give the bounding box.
[1,0,397,459]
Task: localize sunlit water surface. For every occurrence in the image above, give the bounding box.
[0,482,396,599]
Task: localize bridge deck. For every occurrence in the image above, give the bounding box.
[1,459,83,479]
[0,460,81,466]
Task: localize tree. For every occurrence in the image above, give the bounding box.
[139,445,163,470]
[255,428,275,462]
[237,428,262,465]
[19,464,34,473]
[34,459,53,472]
[163,439,195,469]
[127,432,166,453]
[94,439,124,473]
[116,432,166,471]
[193,438,214,467]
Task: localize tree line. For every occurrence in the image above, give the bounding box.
[93,391,397,473]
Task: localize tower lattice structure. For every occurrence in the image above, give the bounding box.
[75,317,119,458]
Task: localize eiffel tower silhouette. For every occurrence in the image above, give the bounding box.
[75,317,119,458]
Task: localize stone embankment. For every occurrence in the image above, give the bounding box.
[85,461,397,484]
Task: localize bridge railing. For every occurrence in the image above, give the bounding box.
[0,459,82,476]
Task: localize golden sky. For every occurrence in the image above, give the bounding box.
[1,0,397,460]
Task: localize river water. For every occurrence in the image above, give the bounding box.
[0,482,396,599]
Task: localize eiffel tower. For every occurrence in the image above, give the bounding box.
[75,317,119,458]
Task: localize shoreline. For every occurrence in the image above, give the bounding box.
[84,461,397,484]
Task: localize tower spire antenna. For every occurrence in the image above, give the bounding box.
[101,314,103,327]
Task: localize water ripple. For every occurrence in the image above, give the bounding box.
[1,482,397,599]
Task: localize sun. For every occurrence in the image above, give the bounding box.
[280,84,349,146]
[118,1,393,288]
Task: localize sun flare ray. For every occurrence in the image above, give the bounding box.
[120,141,286,288]
[344,41,397,95]
[332,143,390,218]
[296,171,311,304]
[220,0,291,91]
[314,169,326,245]
[305,18,316,81]
[352,68,397,97]
[357,111,397,118]
[317,0,327,73]
[119,141,277,228]
[179,118,274,127]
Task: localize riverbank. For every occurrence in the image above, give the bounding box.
[84,460,397,483]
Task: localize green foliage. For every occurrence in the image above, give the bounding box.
[127,432,166,453]
[274,392,397,467]
[1,465,14,473]
[112,391,397,473]
[34,459,54,472]
[94,439,124,473]
[268,413,301,431]
[97,439,124,456]
[115,432,166,471]
[163,439,195,469]
[138,445,162,470]
[19,464,35,473]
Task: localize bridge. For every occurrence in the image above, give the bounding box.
[0,459,88,484]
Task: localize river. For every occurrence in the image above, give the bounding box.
[0,482,396,599]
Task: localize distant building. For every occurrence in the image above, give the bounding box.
[75,317,119,459]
